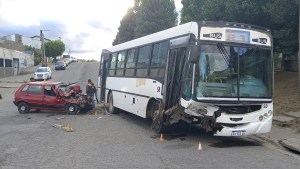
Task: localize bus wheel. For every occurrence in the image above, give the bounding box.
[151,110,165,134]
[106,93,117,114]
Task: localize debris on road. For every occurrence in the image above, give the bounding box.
[47,114,55,117]
[51,123,74,132]
[0,94,2,99]
[56,117,65,120]
[97,116,102,120]
[51,123,64,129]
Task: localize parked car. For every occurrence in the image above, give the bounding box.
[13,81,93,114]
[63,58,71,66]
[33,67,52,80]
[55,61,66,70]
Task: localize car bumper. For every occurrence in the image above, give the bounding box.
[55,67,65,70]
[34,74,48,80]
[13,101,17,106]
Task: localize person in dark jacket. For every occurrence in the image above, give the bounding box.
[86,79,96,108]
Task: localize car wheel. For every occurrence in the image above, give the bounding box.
[18,102,30,114]
[105,93,117,114]
[66,104,79,114]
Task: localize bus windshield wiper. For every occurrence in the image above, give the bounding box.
[217,43,230,66]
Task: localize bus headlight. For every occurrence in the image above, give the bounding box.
[264,113,268,119]
[268,110,273,116]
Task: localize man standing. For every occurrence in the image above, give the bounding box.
[86,79,96,108]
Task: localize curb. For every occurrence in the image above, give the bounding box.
[253,134,283,148]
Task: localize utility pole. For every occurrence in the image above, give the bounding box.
[40,30,49,67]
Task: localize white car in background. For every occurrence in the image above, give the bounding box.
[33,67,52,80]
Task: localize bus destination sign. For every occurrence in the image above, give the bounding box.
[225,29,250,44]
[200,27,271,46]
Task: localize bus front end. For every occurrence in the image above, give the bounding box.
[184,24,273,136]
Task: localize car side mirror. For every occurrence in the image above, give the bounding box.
[189,45,201,63]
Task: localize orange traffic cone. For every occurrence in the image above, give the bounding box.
[63,123,73,132]
[159,133,164,142]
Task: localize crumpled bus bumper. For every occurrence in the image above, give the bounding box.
[214,116,272,136]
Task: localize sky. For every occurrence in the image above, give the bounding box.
[0,0,183,61]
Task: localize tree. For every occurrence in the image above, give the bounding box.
[45,40,65,61]
[24,45,42,66]
[113,0,141,45]
[135,0,178,38]
[113,7,137,45]
[262,0,298,70]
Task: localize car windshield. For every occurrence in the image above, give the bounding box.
[36,68,47,72]
[196,44,272,99]
[56,62,64,65]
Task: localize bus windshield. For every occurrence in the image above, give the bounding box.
[196,43,272,99]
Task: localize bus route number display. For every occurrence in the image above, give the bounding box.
[225,29,250,44]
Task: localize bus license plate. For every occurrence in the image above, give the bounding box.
[231,130,246,136]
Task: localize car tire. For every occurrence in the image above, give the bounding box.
[66,104,79,114]
[18,102,30,114]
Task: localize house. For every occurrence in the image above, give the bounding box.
[0,47,34,78]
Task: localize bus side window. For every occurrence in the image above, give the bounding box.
[150,41,168,78]
[136,45,151,77]
[125,48,136,76]
[108,53,117,76]
[116,51,126,76]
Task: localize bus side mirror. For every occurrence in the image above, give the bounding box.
[189,45,201,63]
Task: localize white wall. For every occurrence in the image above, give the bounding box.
[0,47,34,78]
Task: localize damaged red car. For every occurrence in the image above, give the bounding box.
[13,81,93,114]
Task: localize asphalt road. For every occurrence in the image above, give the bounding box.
[0,62,299,169]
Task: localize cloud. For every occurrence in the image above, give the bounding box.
[0,0,182,60]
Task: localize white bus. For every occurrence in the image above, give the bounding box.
[98,21,273,136]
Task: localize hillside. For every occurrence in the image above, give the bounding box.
[274,71,300,115]
[274,71,300,132]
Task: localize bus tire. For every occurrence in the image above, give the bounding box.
[106,93,117,114]
[151,110,166,134]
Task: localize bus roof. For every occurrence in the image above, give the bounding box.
[106,22,199,53]
[105,21,271,53]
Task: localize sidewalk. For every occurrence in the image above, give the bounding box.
[255,113,300,154]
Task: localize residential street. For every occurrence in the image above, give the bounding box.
[0,62,299,169]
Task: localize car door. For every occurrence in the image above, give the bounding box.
[43,85,65,110]
[27,84,44,109]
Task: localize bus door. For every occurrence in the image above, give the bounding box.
[99,51,110,102]
[163,36,190,110]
